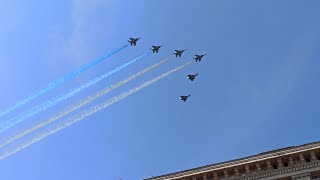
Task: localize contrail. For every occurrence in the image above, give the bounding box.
[0,53,149,134]
[0,56,173,149]
[0,61,192,160]
[0,45,128,119]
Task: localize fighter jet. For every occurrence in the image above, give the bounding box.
[180,94,190,102]
[187,74,198,81]
[150,45,163,53]
[173,49,187,57]
[128,37,141,46]
[194,53,207,62]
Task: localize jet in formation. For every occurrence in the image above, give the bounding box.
[187,74,198,81]
[150,45,163,53]
[194,53,207,62]
[128,37,141,46]
[173,49,187,57]
[127,38,203,103]
[180,94,190,102]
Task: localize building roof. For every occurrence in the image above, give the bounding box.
[145,141,320,180]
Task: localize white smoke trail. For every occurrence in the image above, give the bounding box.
[0,61,192,160]
[0,56,172,149]
[0,45,128,119]
[0,53,149,134]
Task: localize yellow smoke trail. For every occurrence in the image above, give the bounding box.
[0,61,192,160]
[0,56,172,149]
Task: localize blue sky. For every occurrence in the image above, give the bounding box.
[0,0,320,179]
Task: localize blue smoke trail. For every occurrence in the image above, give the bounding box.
[0,45,128,119]
[0,61,191,160]
[0,52,149,133]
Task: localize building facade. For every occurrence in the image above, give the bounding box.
[145,141,320,180]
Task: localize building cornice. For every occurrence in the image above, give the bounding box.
[146,141,320,180]
[230,161,320,180]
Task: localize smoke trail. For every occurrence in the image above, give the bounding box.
[0,56,173,149]
[0,61,192,160]
[0,53,149,134]
[0,45,128,119]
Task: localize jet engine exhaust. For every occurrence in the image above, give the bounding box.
[0,61,192,160]
[0,45,128,119]
[0,52,149,134]
[0,56,173,150]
